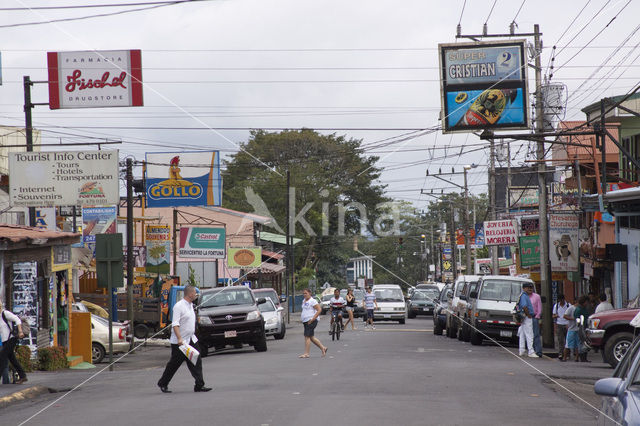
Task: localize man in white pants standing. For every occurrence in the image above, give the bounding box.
[517,282,538,358]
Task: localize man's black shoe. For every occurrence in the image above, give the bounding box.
[158,385,171,393]
[194,386,212,392]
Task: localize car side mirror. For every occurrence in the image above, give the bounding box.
[594,378,624,397]
[446,290,453,299]
[469,291,477,299]
[257,297,267,304]
[280,296,287,303]
[459,295,467,301]
[277,306,284,312]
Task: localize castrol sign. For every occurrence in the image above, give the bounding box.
[47,50,143,109]
[483,220,519,246]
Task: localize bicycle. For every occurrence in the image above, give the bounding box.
[329,311,344,341]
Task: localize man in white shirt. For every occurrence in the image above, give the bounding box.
[552,293,570,359]
[157,286,210,393]
[595,293,614,313]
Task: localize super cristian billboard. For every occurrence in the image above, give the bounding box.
[438,40,530,133]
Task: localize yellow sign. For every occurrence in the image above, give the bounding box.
[227,247,262,268]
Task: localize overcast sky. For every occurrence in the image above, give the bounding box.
[1,0,638,211]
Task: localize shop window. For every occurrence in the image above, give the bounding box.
[620,216,629,228]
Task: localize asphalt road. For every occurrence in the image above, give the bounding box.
[2,316,602,426]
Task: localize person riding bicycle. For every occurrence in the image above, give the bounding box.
[329,289,346,332]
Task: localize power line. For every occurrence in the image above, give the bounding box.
[0,0,210,10]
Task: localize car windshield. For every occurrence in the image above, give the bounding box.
[258,300,276,312]
[322,295,333,302]
[340,289,365,301]
[478,280,523,302]
[200,287,255,308]
[254,290,278,305]
[413,290,438,300]
[375,288,404,302]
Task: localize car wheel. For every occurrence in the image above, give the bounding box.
[274,323,286,340]
[254,333,268,352]
[604,332,634,368]
[457,324,464,341]
[470,329,483,346]
[408,311,416,319]
[449,319,458,339]
[462,322,471,342]
[434,319,443,336]
[92,342,106,364]
[133,323,149,339]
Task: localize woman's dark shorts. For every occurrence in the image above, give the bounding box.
[303,319,318,337]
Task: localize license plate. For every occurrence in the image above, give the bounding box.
[500,330,512,337]
[224,330,237,338]
[383,314,391,319]
[423,308,430,312]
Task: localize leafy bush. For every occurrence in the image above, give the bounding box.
[38,346,69,371]
[14,345,34,372]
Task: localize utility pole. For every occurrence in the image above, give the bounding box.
[285,170,291,324]
[533,24,553,348]
[449,204,457,281]
[23,76,36,227]
[463,166,472,275]
[488,134,499,275]
[126,159,135,351]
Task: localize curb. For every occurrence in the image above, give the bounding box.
[0,385,51,409]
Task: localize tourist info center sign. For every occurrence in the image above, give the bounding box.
[9,150,119,207]
[483,219,518,246]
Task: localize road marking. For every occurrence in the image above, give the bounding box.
[369,328,432,332]
[292,392,300,395]
[312,373,318,376]
[530,394,539,397]
[507,372,515,376]
[417,347,425,352]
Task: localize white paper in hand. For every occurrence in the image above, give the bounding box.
[179,344,200,365]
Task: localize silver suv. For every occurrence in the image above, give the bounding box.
[445,275,481,339]
[467,275,533,346]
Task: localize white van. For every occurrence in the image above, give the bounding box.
[372,284,407,324]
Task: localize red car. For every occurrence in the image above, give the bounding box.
[587,308,640,368]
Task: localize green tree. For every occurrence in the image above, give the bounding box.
[222,129,388,284]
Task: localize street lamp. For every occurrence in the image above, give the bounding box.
[463,164,478,276]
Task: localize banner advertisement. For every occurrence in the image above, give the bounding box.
[145,151,221,208]
[47,50,143,109]
[178,227,225,259]
[227,247,262,268]
[483,220,518,246]
[475,258,492,275]
[438,40,529,133]
[9,150,119,207]
[123,245,147,268]
[35,207,58,230]
[474,223,485,247]
[509,187,539,209]
[12,262,39,354]
[550,213,579,272]
[519,235,540,267]
[521,217,539,235]
[146,224,171,274]
[82,206,117,254]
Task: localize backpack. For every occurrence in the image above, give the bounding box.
[2,311,30,338]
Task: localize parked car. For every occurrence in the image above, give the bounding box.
[196,286,268,355]
[320,294,333,315]
[446,275,481,339]
[594,335,640,425]
[433,284,453,335]
[467,275,530,346]
[257,298,285,340]
[340,288,365,318]
[253,288,282,309]
[587,307,640,368]
[91,314,129,364]
[407,288,439,318]
[372,284,407,324]
[456,277,481,342]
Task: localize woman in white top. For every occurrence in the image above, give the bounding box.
[299,289,327,358]
[0,302,27,384]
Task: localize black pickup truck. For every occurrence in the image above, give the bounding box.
[196,286,268,356]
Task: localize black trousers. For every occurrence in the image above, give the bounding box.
[158,342,205,389]
[0,338,27,380]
